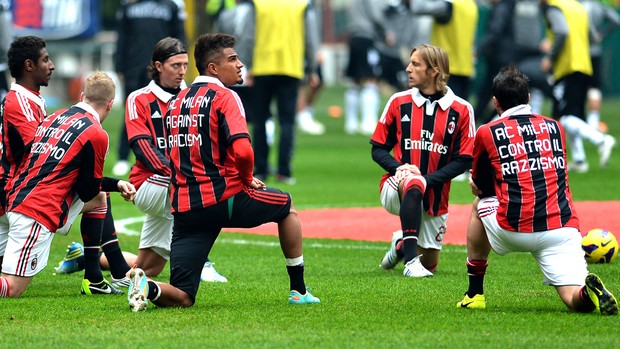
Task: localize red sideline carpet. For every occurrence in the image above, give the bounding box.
[222,201,620,245]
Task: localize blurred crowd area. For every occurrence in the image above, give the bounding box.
[2,0,620,107]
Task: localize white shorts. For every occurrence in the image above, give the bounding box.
[478,197,587,286]
[134,175,172,219]
[56,195,85,236]
[0,213,8,256]
[2,212,54,277]
[134,175,172,258]
[380,177,447,250]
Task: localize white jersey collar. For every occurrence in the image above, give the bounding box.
[192,75,224,88]
[411,87,455,116]
[74,101,100,123]
[148,80,187,103]
[501,104,532,118]
[10,82,47,115]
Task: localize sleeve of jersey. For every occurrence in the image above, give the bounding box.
[221,91,250,138]
[471,129,495,198]
[74,132,107,202]
[232,137,254,186]
[369,97,396,149]
[130,138,172,177]
[126,93,172,176]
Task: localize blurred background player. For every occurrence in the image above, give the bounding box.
[457,65,618,316]
[296,0,326,136]
[579,0,620,132]
[124,37,226,282]
[343,0,394,136]
[248,0,320,184]
[126,33,319,311]
[473,0,517,124]
[0,72,135,298]
[540,0,616,173]
[112,0,187,177]
[512,0,554,116]
[372,44,475,278]
[410,0,478,101]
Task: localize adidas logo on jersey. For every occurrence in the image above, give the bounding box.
[401,114,410,122]
[151,111,162,119]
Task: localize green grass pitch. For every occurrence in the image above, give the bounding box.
[1,85,619,348]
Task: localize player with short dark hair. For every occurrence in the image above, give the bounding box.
[125,37,226,282]
[126,33,319,311]
[373,44,475,278]
[0,72,135,298]
[0,35,53,269]
[456,65,618,316]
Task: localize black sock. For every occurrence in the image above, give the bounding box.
[400,188,423,263]
[147,281,161,301]
[81,209,105,282]
[101,196,130,278]
[466,259,488,297]
[286,264,306,294]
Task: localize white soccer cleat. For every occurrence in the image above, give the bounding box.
[111,276,131,288]
[403,255,433,278]
[598,135,616,168]
[380,230,403,270]
[201,262,228,283]
[128,267,149,312]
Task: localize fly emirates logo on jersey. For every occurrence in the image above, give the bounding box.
[404,129,449,155]
[494,122,565,175]
[165,95,210,148]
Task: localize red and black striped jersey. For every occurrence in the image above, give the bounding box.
[0,83,47,214]
[126,80,178,189]
[7,102,109,232]
[472,104,579,232]
[371,88,475,216]
[164,76,250,213]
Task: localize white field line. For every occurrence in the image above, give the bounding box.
[114,216,466,253]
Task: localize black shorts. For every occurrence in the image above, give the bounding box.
[552,72,589,120]
[346,36,382,80]
[169,187,292,301]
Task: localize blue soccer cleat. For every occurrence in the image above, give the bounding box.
[288,290,320,304]
[54,242,84,274]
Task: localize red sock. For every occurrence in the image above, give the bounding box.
[0,276,10,297]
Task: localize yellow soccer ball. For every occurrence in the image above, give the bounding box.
[582,229,618,264]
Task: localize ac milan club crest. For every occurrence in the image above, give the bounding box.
[447,121,456,134]
[30,256,38,271]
